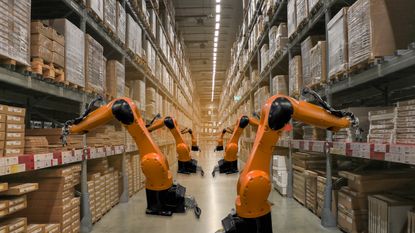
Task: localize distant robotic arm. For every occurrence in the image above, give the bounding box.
[212,116,259,177]
[62,97,201,218]
[219,89,358,233]
[147,117,204,176]
[181,128,200,152]
[215,127,233,152]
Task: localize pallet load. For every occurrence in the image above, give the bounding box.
[367,108,396,144]
[327,8,348,80]
[271,75,289,95]
[254,86,270,114]
[395,99,415,144]
[24,136,49,154]
[272,155,289,195]
[85,34,105,95]
[116,2,126,44]
[86,124,124,147]
[49,19,85,88]
[0,218,27,233]
[260,44,269,73]
[25,128,83,151]
[347,0,415,71]
[268,23,288,60]
[0,1,30,68]
[146,87,157,117]
[289,56,302,97]
[126,14,142,56]
[316,175,342,218]
[87,0,104,21]
[103,0,117,33]
[305,170,320,213]
[337,169,415,233]
[9,164,81,233]
[287,0,296,38]
[106,60,125,99]
[146,40,156,72]
[368,194,415,233]
[301,36,324,90]
[296,0,308,29]
[308,41,327,88]
[0,105,26,157]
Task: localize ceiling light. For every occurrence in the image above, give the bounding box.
[214,42,218,47]
[215,23,220,30]
[213,57,216,61]
[213,47,217,52]
[216,0,221,3]
[213,52,217,57]
[214,37,218,43]
[216,4,221,13]
[214,30,219,37]
[215,14,220,22]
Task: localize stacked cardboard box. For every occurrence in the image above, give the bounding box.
[130,154,141,193]
[289,56,302,97]
[260,44,269,73]
[0,2,30,66]
[287,0,296,38]
[126,14,142,56]
[26,128,83,151]
[106,60,125,98]
[254,86,270,113]
[271,75,289,95]
[268,23,288,60]
[103,0,117,33]
[146,87,157,116]
[337,169,415,233]
[272,155,289,195]
[395,99,415,144]
[308,41,327,87]
[86,124,124,147]
[328,8,348,79]
[129,80,146,110]
[367,108,396,144]
[24,137,49,154]
[305,170,319,213]
[0,218,27,233]
[316,175,341,218]
[347,0,415,69]
[368,194,415,233]
[49,19,85,88]
[116,2,126,44]
[87,0,104,20]
[0,105,26,157]
[85,35,105,95]
[296,0,308,28]
[10,164,81,233]
[0,183,39,220]
[301,36,324,88]
[302,126,326,140]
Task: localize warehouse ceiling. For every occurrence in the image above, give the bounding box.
[173,0,243,121]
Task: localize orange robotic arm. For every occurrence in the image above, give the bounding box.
[215,127,234,152]
[180,128,200,152]
[62,97,201,217]
[147,117,204,176]
[220,89,358,232]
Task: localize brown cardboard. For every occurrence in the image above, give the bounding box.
[338,207,368,233]
[44,224,60,233]
[338,186,368,210]
[6,115,24,124]
[27,190,74,201]
[5,106,25,117]
[0,141,4,150]
[27,224,45,233]
[2,184,38,195]
[0,123,5,132]
[0,105,5,114]
[0,218,27,231]
[31,21,53,39]
[4,148,24,156]
[31,45,52,62]
[51,41,64,56]
[6,124,25,133]
[0,114,4,123]
[51,52,64,68]
[52,30,65,46]
[31,34,52,48]
[5,140,25,149]
[6,132,24,140]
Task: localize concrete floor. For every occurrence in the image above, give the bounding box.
[92,145,341,233]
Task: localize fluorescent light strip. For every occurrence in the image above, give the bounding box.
[215,23,220,30]
[216,4,221,13]
[215,14,220,22]
[214,30,219,37]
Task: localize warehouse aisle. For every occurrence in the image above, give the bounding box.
[91,144,341,233]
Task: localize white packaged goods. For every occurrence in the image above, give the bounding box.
[328,8,348,78]
[368,108,396,144]
[308,0,321,12]
[308,41,326,87]
[106,60,125,98]
[287,0,296,38]
[301,35,324,87]
[254,86,270,113]
[116,2,126,44]
[273,155,288,171]
[347,0,415,68]
[146,40,156,72]
[49,19,85,87]
[268,23,288,60]
[260,44,269,73]
[272,75,289,95]
[103,0,116,33]
[289,56,302,97]
[126,14,142,56]
[85,35,105,94]
[395,99,415,144]
[296,0,308,27]
[0,1,30,66]
[87,0,104,20]
[130,80,146,110]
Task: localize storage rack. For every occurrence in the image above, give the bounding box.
[217,0,415,228]
[0,0,200,232]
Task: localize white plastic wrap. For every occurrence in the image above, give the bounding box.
[106,60,125,98]
[367,108,396,144]
[289,56,302,96]
[146,40,156,72]
[301,35,324,87]
[104,0,116,33]
[260,44,269,73]
[0,1,30,66]
[269,23,288,59]
[296,0,308,27]
[272,75,289,95]
[85,34,105,94]
[328,8,348,78]
[87,0,104,20]
[126,14,142,56]
[49,19,85,87]
[309,41,326,87]
[347,0,370,68]
[287,0,296,38]
[254,86,270,113]
[116,2,126,44]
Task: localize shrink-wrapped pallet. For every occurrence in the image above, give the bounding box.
[289,56,302,97]
[308,41,326,87]
[308,0,321,12]
[347,0,415,69]
[287,0,296,38]
[126,14,142,56]
[116,2,126,44]
[301,35,324,87]
[328,8,348,79]
[85,35,105,94]
[271,75,289,95]
[147,41,156,72]
[269,23,288,59]
[104,0,117,33]
[106,60,125,98]
[129,80,146,110]
[395,99,415,144]
[296,0,308,28]
[254,86,270,113]
[260,44,269,73]
[367,108,396,144]
[87,0,104,20]
[49,19,85,87]
[0,1,30,66]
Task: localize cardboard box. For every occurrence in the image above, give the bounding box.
[104,0,116,33]
[328,8,348,78]
[6,115,24,124]
[31,21,52,38]
[31,46,52,62]
[0,141,3,150]
[106,60,125,98]
[31,33,53,48]
[6,106,25,117]
[116,2,126,44]
[126,14,142,55]
[4,148,24,156]
[0,105,5,114]
[289,55,302,97]
[5,140,24,149]
[338,208,368,233]
[44,224,60,233]
[338,186,368,210]
[85,35,105,94]
[0,114,5,123]
[27,224,45,233]
[287,0,296,38]
[0,123,4,132]
[6,124,25,133]
[87,0,104,20]
[51,41,64,56]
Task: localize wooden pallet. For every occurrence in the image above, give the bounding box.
[31,58,65,81]
[329,70,348,82]
[348,57,383,75]
[308,81,325,90]
[0,56,30,75]
[86,7,103,24]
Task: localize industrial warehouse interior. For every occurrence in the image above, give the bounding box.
[0,0,415,233]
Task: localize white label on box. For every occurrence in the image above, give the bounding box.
[89,147,97,159]
[292,140,300,149]
[6,141,23,146]
[6,115,23,122]
[6,124,23,130]
[374,143,387,152]
[312,141,325,152]
[303,141,310,150]
[3,157,18,166]
[33,153,54,161]
[96,147,105,158]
